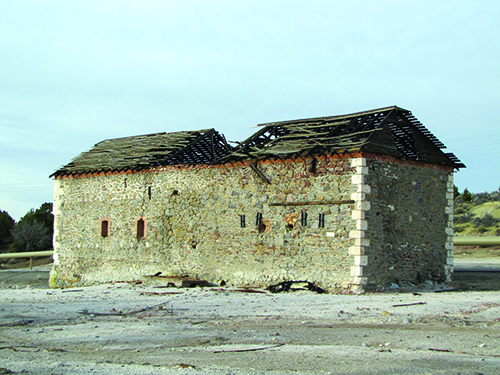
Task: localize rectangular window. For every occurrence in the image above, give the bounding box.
[101,219,109,237]
[136,218,145,239]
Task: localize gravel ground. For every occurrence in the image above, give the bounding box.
[1,275,500,375]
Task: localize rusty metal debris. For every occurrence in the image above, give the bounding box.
[266,281,326,294]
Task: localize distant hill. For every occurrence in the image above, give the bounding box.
[454,188,500,236]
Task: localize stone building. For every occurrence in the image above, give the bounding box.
[49,106,464,292]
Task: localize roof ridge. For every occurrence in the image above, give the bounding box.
[257,106,407,127]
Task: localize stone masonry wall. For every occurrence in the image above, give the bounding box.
[51,155,359,291]
[360,154,454,290]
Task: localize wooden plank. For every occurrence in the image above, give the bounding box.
[269,200,354,206]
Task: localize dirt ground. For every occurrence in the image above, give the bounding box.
[1,252,500,374]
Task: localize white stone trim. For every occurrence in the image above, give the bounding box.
[52,179,63,266]
[349,157,370,289]
[444,172,455,281]
[354,255,368,266]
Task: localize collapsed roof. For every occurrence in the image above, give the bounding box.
[222,106,465,169]
[50,106,464,178]
[50,128,232,177]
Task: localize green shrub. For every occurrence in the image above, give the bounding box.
[455,213,474,224]
[0,210,15,246]
[473,213,500,228]
[10,220,52,252]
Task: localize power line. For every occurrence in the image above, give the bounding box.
[444,125,500,141]
[459,151,500,158]
[426,104,500,124]
[450,136,500,149]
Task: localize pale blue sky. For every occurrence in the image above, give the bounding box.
[1,0,499,220]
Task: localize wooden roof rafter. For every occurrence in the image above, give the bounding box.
[50,128,233,178]
[220,106,465,169]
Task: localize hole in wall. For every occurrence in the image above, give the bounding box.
[100,219,109,237]
[258,219,272,233]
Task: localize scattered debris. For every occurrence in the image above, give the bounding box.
[139,291,182,296]
[174,363,196,369]
[47,347,66,352]
[77,301,173,317]
[152,284,177,288]
[214,343,285,353]
[230,289,267,294]
[0,320,34,327]
[392,302,427,307]
[0,346,39,352]
[181,279,209,288]
[434,289,457,293]
[266,281,326,294]
[116,280,142,285]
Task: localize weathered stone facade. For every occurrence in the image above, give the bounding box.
[50,153,454,292]
[50,107,464,292]
[349,154,455,291]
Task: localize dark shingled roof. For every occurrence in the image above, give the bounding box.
[51,106,464,178]
[222,106,465,169]
[50,128,232,177]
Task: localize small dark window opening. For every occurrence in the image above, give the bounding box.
[171,190,179,196]
[136,218,145,239]
[308,157,317,174]
[101,220,109,237]
[240,214,246,228]
[301,212,308,227]
[318,213,325,228]
[148,186,152,200]
[256,212,262,226]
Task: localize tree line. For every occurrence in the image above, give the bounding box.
[0,203,53,253]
